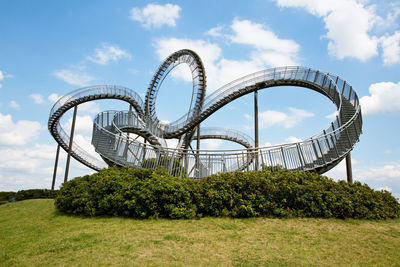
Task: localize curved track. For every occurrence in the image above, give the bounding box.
[49,50,362,178]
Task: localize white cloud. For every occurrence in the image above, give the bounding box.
[215,58,263,87]
[202,139,223,150]
[0,144,57,173]
[356,163,400,180]
[206,26,225,38]
[156,38,222,68]
[30,94,44,104]
[48,93,61,103]
[285,136,302,143]
[207,19,300,63]
[9,100,20,110]
[380,31,400,66]
[326,110,339,120]
[259,110,288,128]
[374,6,400,33]
[155,38,224,90]
[0,70,14,88]
[155,19,300,91]
[0,70,9,88]
[0,70,12,80]
[0,143,64,190]
[255,51,298,67]
[78,101,100,114]
[360,81,400,115]
[0,113,41,146]
[53,69,94,87]
[130,3,181,28]
[244,114,252,121]
[263,141,273,147]
[0,138,100,191]
[62,115,94,135]
[230,18,299,55]
[88,43,131,65]
[258,107,314,128]
[275,0,379,61]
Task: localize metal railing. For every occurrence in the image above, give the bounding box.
[49,63,362,178]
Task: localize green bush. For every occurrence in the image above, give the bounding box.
[0,189,58,202]
[55,168,196,219]
[0,191,16,201]
[198,170,400,219]
[15,189,58,201]
[55,167,400,219]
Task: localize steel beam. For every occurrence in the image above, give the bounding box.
[254,89,259,170]
[196,124,201,176]
[47,65,363,178]
[128,104,133,139]
[51,144,60,190]
[346,152,353,183]
[64,106,78,183]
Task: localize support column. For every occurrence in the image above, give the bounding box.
[142,139,147,162]
[51,144,60,190]
[64,106,78,183]
[196,124,201,177]
[128,104,133,139]
[254,89,259,170]
[346,152,353,183]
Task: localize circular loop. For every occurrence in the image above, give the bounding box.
[49,52,362,177]
[48,85,146,170]
[145,49,206,124]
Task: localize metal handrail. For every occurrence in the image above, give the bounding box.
[49,57,362,178]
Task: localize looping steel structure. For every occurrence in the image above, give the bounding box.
[145,49,206,129]
[48,49,362,180]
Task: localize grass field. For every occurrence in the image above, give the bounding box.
[1,199,400,266]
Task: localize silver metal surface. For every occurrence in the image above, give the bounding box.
[48,51,362,179]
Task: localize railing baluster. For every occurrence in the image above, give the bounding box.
[280,147,287,169]
[296,143,305,170]
[316,139,326,165]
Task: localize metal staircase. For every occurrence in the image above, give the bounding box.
[48,50,362,179]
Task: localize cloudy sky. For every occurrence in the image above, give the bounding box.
[1,0,399,198]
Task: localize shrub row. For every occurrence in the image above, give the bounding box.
[0,191,16,202]
[0,189,58,203]
[55,167,400,219]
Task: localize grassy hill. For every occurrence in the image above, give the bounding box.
[1,199,400,266]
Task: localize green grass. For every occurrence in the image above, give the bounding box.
[1,200,400,266]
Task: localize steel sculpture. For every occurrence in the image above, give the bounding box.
[49,49,362,184]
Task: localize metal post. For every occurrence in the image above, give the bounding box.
[184,150,188,177]
[316,139,326,164]
[196,124,201,177]
[51,144,60,190]
[346,152,353,183]
[64,106,78,183]
[280,147,287,169]
[142,139,147,162]
[254,89,259,170]
[296,143,305,170]
[128,104,133,139]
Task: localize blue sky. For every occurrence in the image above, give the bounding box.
[0,0,400,198]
